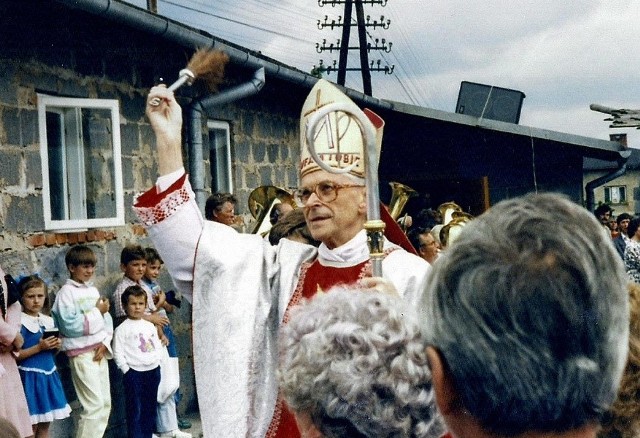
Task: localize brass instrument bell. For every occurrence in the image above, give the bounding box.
[437,201,463,226]
[441,211,474,247]
[248,186,297,235]
[388,182,418,221]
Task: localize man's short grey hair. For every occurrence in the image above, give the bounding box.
[278,287,444,438]
[419,192,629,436]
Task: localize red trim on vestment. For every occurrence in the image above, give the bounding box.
[363,107,384,129]
[134,173,188,208]
[380,202,418,255]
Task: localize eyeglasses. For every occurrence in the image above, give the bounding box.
[294,181,364,206]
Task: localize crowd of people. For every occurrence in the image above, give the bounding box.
[131,78,637,438]
[2,76,639,438]
[0,244,191,438]
[594,204,640,289]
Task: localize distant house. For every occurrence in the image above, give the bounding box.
[584,144,640,216]
[0,0,628,436]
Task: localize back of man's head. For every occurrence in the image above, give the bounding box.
[420,192,629,436]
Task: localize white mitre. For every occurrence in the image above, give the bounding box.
[299,79,385,179]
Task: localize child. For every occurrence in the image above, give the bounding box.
[113,245,168,330]
[143,248,191,438]
[0,266,33,438]
[16,275,71,438]
[113,285,164,438]
[51,245,113,438]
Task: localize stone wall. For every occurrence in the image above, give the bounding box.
[0,2,303,436]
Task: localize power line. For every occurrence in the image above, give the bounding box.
[152,0,429,107]
[359,19,427,106]
[385,1,448,109]
[160,0,313,45]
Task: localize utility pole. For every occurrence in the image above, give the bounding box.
[591,104,640,129]
[315,0,394,96]
[336,0,353,86]
[354,0,372,95]
[146,0,157,13]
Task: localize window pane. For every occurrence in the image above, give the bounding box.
[208,125,231,193]
[46,111,65,220]
[612,187,620,204]
[81,108,116,219]
[39,94,123,230]
[604,188,610,203]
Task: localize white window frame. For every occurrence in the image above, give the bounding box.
[37,94,124,231]
[207,120,233,193]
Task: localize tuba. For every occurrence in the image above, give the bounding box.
[388,182,418,232]
[437,201,463,226]
[248,186,297,236]
[440,209,474,247]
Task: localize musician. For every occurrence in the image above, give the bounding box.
[133,79,431,437]
[408,227,440,265]
[269,202,294,226]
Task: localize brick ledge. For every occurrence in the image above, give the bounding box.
[27,224,147,248]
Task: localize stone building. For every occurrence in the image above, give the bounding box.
[0,1,310,435]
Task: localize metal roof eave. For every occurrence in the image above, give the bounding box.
[51,0,395,107]
[53,0,318,88]
[385,99,626,158]
[53,0,625,161]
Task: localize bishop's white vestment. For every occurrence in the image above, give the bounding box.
[134,173,431,437]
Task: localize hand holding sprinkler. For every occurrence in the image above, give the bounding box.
[150,48,229,106]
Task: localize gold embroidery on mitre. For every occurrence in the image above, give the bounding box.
[299,79,383,179]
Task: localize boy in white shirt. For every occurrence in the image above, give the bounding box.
[113,285,165,438]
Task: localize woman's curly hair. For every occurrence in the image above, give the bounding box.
[599,282,640,438]
[278,286,444,438]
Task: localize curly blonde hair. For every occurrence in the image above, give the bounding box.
[278,286,444,438]
[599,282,640,438]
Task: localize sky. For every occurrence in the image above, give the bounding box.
[125,0,640,147]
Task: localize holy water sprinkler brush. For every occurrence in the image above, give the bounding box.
[150,48,229,106]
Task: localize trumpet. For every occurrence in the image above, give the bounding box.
[305,102,384,276]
